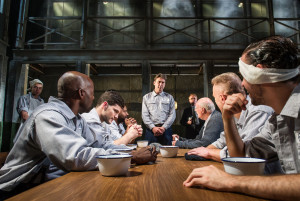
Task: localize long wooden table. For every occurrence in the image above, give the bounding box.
[8,149,268,201]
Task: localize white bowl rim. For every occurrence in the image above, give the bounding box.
[127,144,137,146]
[96,155,133,159]
[114,148,133,151]
[221,157,266,163]
[136,140,149,142]
[160,146,179,148]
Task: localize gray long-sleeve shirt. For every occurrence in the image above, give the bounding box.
[245,83,300,174]
[142,91,176,130]
[16,92,44,115]
[0,97,117,192]
[212,97,274,158]
[81,108,128,149]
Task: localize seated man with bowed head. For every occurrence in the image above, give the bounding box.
[81,91,157,164]
[172,97,223,149]
[187,73,274,166]
[184,36,300,200]
[107,105,140,145]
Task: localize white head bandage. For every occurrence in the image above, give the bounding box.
[29,79,43,88]
[239,58,299,84]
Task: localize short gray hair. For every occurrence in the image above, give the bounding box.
[197,97,215,113]
[29,79,43,88]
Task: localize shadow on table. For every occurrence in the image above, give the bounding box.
[126,171,143,177]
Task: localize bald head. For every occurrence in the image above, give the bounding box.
[58,71,92,99]
[57,71,94,114]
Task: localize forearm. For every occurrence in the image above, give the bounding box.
[207,148,222,162]
[206,144,217,149]
[223,117,245,157]
[176,140,205,149]
[113,134,132,145]
[229,174,300,200]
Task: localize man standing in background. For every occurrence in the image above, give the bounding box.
[142,73,176,145]
[16,79,44,122]
[14,79,44,143]
[180,94,205,139]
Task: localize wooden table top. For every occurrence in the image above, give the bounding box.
[8,149,268,201]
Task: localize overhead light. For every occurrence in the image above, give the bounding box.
[238,3,243,7]
[103,2,108,5]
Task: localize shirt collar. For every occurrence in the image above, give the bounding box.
[280,83,300,118]
[48,96,77,120]
[111,120,118,127]
[152,91,165,97]
[204,112,213,127]
[90,108,101,122]
[29,92,43,101]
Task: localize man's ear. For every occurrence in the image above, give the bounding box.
[220,94,227,103]
[102,101,108,110]
[77,89,84,99]
[201,107,206,114]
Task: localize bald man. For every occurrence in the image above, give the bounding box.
[172,97,223,149]
[0,72,122,197]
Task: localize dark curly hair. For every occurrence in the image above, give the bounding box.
[242,36,299,70]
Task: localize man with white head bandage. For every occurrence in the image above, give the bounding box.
[183,36,300,200]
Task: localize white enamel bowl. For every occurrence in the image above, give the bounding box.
[114,148,133,154]
[222,157,266,176]
[96,155,132,176]
[160,146,179,158]
[137,140,149,148]
[126,144,137,150]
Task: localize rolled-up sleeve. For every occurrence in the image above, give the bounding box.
[239,110,272,141]
[212,131,226,149]
[16,95,29,114]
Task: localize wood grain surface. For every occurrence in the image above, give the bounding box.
[8,149,268,201]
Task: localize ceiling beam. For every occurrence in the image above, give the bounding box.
[29,64,45,74]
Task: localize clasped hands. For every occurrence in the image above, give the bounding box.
[125,124,143,141]
[152,126,165,136]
